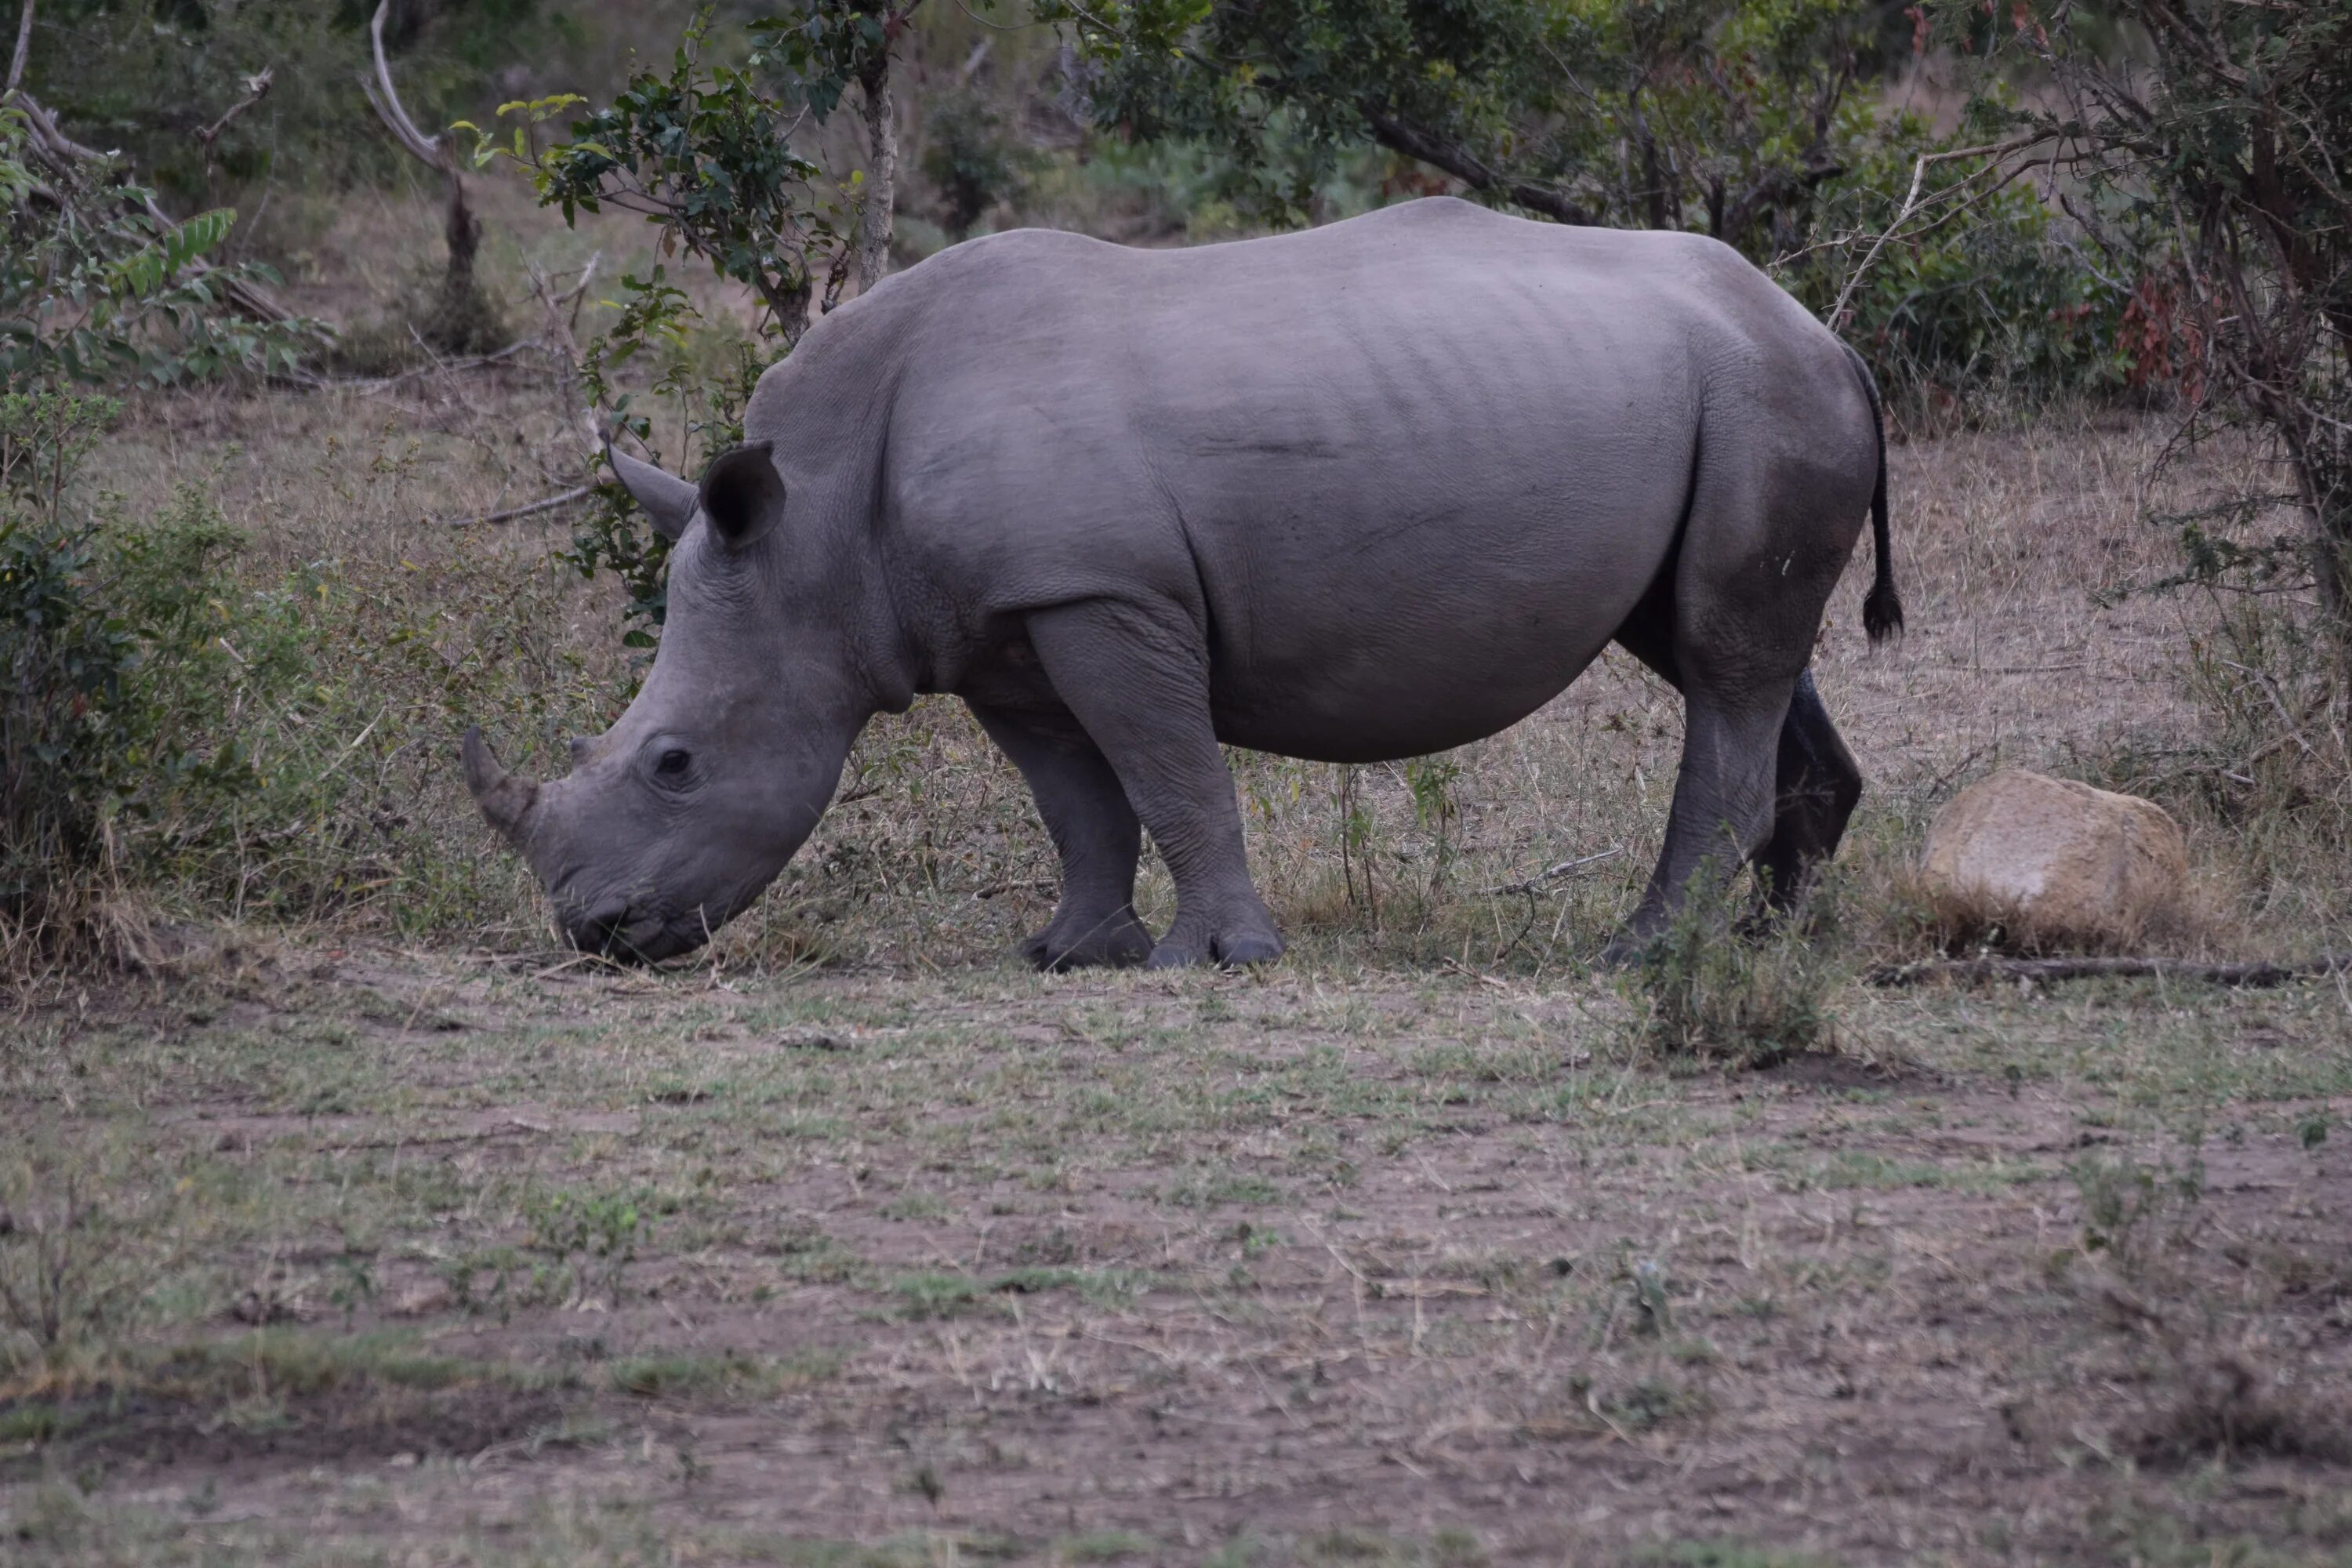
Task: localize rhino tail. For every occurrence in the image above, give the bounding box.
[1844,342,1904,644]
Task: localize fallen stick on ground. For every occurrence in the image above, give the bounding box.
[440,485,594,528]
[1867,953,2352,989]
[282,336,550,393]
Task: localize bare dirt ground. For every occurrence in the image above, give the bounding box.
[7,256,2352,1563]
[5,947,2347,1566]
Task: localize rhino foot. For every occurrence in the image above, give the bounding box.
[1022,906,1153,971]
[1596,929,1661,970]
[1146,913,1287,970]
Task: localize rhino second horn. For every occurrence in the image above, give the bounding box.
[462,726,540,841]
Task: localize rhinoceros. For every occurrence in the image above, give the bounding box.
[463,196,1900,967]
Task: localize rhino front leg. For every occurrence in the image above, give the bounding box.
[1025,601,1284,969]
[967,702,1153,970]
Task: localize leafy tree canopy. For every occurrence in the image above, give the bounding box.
[1035,0,1908,260]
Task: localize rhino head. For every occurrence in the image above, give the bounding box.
[463,441,873,962]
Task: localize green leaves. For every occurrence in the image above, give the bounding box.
[753,8,884,123]
[1035,0,1899,249]
[462,13,851,341]
[104,207,236,299]
[459,8,921,662]
[0,114,321,391]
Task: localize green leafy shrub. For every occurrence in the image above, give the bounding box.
[1036,0,2131,414]
[0,400,632,961]
[0,1137,181,1370]
[0,391,265,929]
[463,11,902,652]
[1791,120,2128,417]
[919,85,1036,238]
[0,125,314,387]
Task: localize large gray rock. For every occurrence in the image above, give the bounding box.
[1922,770,2187,946]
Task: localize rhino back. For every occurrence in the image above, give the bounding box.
[786,200,1855,760]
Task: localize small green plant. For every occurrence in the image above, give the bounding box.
[1599,1374,1702,1433]
[1403,754,1463,891]
[445,1245,566,1326]
[525,1185,652,1308]
[2071,1149,2206,1276]
[1626,1257,1674,1337]
[0,1142,183,1373]
[1624,871,1835,1069]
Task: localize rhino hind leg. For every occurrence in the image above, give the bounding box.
[1023,601,1284,969]
[1607,684,1796,962]
[968,702,1154,971]
[1753,670,1863,911]
[1602,434,1868,961]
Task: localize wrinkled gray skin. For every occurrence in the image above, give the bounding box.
[463,198,1901,968]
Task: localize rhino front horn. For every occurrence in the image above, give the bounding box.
[462,726,539,842]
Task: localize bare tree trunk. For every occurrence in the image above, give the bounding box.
[857,59,898,295]
[365,0,498,352]
[442,162,481,299]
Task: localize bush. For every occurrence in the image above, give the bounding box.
[1623,873,1837,1069]
[1,394,631,967]
[0,394,246,927]
[918,86,1035,239]
[1793,144,2129,419]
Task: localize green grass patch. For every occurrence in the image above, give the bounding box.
[608,1347,840,1400]
[889,1267,1157,1320]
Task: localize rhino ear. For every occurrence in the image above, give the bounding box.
[699,442,784,550]
[604,438,699,543]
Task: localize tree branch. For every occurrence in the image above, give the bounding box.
[365,0,448,169]
[364,0,481,308]
[5,0,31,99]
[1824,133,2063,332]
[1867,953,2352,989]
[1361,107,1595,226]
[440,485,593,528]
[8,81,299,328]
[197,68,274,154]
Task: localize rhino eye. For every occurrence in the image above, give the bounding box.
[655,749,691,778]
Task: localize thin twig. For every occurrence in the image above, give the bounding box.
[552,250,601,308]
[196,68,273,154]
[1484,845,1625,896]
